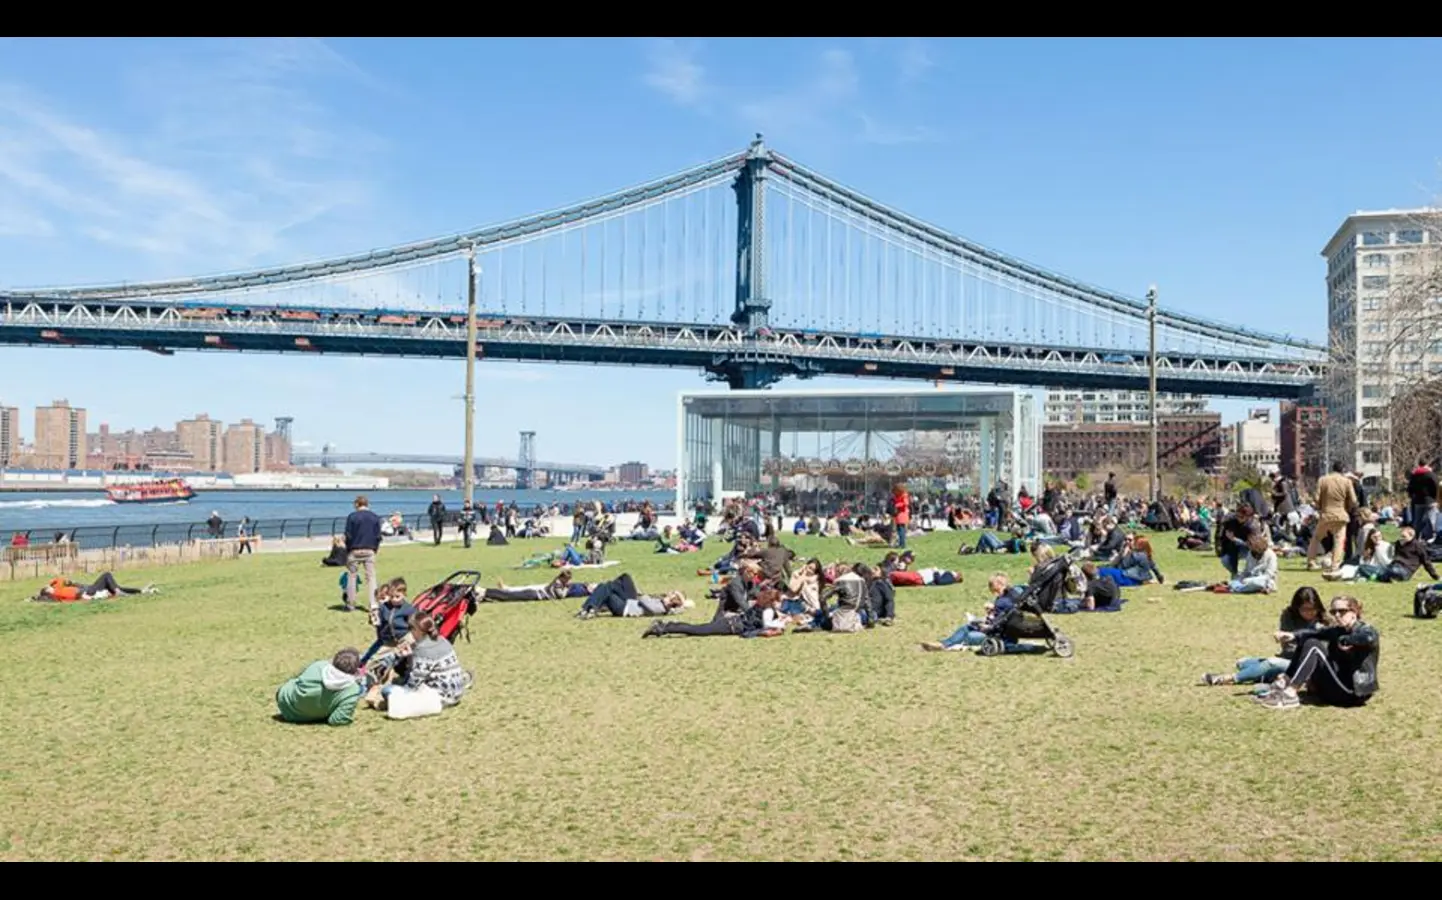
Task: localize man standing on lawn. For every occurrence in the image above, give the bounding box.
[345,494,383,613]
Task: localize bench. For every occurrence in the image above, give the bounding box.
[4,543,80,565]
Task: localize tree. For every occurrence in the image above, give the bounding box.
[1324,206,1442,489]
[1073,472,1091,491]
[1222,454,1266,492]
[1168,457,1211,496]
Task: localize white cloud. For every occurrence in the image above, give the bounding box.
[642,39,708,107]
[0,39,389,282]
[648,42,935,149]
[859,113,934,146]
[898,40,936,84]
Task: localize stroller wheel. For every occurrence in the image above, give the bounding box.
[978,637,1004,657]
[1052,634,1075,658]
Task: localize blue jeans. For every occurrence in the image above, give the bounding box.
[897,524,907,549]
[976,532,1004,553]
[1236,656,1288,684]
[1228,577,1270,594]
[1220,551,1241,578]
[939,623,1045,653]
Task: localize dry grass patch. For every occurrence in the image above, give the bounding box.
[3,528,1442,860]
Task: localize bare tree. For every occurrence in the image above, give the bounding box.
[1324,206,1442,489]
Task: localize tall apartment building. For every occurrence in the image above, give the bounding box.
[178,414,225,471]
[1043,389,1208,425]
[1322,208,1440,484]
[0,404,18,467]
[34,400,87,470]
[223,419,265,475]
[1280,402,1327,483]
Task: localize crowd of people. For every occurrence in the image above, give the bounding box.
[26,459,1435,722]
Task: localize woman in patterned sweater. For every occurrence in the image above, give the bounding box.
[377,612,473,708]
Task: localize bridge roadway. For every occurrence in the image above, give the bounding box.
[0,299,1326,399]
[290,450,604,477]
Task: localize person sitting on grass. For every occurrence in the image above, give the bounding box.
[1215,503,1264,578]
[275,648,364,726]
[1255,595,1379,709]
[919,573,1045,653]
[1095,534,1164,586]
[794,564,870,633]
[1200,586,1330,690]
[1050,562,1124,613]
[1375,526,1438,584]
[364,613,473,711]
[31,572,156,602]
[1218,532,1279,594]
[360,578,415,666]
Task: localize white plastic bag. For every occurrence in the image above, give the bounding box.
[386,684,444,720]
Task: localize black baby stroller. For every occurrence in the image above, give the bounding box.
[977,554,1074,658]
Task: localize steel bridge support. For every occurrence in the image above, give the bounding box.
[517,430,536,490]
[722,134,776,390]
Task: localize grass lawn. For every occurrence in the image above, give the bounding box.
[3,527,1441,861]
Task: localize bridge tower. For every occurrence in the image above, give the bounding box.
[708,134,818,390]
[273,416,293,465]
[321,443,335,469]
[517,431,536,490]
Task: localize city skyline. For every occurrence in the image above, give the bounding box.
[1,39,1440,468]
[0,398,666,473]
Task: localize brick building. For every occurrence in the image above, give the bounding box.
[1043,413,1224,476]
[1280,402,1327,483]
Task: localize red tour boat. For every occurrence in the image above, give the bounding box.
[105,478,196,504]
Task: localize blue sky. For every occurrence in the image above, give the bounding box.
[1,37,1440,470]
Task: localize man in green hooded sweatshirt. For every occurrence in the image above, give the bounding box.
[275,647,365,725]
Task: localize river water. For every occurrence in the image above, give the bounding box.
[0,487,675,536]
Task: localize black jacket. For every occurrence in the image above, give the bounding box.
[344,508,382,552]
[1407,468,1439,507]
[1391,538,1439,580]
[1304,622,1380,697]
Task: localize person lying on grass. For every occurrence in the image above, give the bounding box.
[1200,586,1330,691]
[484,568,589,602]
[1254,595,1379,710]
[881,550,963,588]
[31,572,156,602]
[275,648,365,726]
[575,573,691,619]
[919,573,1045,654]
[642,587,785,639]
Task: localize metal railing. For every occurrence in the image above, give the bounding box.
[8,506,678,552]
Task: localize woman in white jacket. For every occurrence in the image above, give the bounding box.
[1228,532,1278,594]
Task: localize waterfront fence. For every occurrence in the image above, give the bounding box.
[5,503,679,554]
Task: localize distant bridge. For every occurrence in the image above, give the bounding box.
[0,135,1325,399]
[290,451,605,482]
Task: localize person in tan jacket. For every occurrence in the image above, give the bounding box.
[1308,461,1358,571]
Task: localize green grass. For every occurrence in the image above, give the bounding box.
[3,528,1441,861]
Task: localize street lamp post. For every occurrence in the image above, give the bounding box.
[1147,285,1159,502]
[463,245,479,506]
